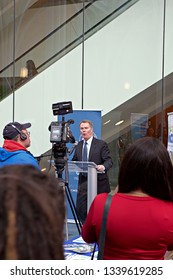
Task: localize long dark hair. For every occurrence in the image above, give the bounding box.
[0,165,65,259]
[118,137,173,201]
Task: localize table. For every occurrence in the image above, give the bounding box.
[64,236,98,260]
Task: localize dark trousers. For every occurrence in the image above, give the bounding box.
[76,175,88,225]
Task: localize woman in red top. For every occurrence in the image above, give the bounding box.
[81,137,173,259]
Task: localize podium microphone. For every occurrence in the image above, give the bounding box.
[68,141,78,156]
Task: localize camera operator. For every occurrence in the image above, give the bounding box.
[0,121,40,170]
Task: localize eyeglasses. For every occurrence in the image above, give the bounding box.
[23,130,30,136]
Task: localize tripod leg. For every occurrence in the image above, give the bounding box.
[64,161,83,233]
[64,203,69,240]
[65,185,82,234]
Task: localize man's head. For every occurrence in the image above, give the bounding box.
[3,122,31,148]
[80,120,93,141]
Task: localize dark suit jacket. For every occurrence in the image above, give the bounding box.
[72,137,113,193]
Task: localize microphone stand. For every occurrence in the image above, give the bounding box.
[68,141,78,156]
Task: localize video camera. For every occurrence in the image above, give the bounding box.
[49,101,75,143]
[49,101,76,174]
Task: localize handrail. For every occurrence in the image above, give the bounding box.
[0,0,139,102]
[0,0,138,74]
[0,1,93,74]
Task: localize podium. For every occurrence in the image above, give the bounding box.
[68,161,101,212]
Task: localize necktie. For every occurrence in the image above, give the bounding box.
[82,142,88,176]
[83,141,88,162]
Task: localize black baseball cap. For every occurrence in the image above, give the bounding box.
[3,122,31,140]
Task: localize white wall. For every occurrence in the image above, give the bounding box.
[0,0,173,157]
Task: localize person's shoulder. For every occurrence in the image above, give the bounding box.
[157,200,173,225]
[15,150,37,161]
[92,137,104,143]
[16,152,40,169]
[76,140,83,147]
[91,193,111,210]
[160,199,173,208]
[92,137,108,146]
[14,150,29,156]
[152,198,173,213]
[94,192,109,203]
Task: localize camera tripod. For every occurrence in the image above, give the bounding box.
[54,153,83,239]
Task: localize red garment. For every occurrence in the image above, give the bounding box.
[81,193,173,259]
[3,140,27,151]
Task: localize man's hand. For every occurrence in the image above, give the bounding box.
[96,165,105,172]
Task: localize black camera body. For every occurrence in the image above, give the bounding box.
[50,121,63,143]
[49,101,75,144]
[49,119,75,144]
[52,101,73,116]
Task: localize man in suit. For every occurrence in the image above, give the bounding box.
[72,120,113,224]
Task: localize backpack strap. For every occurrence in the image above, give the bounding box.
[97,193,112,260]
